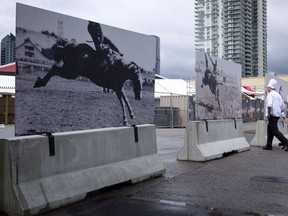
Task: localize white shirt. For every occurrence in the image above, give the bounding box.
[266,90,285,117]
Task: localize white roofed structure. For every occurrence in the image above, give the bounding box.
[0,75,15,95]
[155,79,195,98]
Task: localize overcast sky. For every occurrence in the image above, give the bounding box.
[0,0,287,79]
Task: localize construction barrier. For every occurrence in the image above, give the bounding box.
[0,124,165,216]
[177,119,250,162]
[250,120,288,146]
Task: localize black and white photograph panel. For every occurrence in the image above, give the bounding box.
[195,51,242,120]
[15,3,157,136]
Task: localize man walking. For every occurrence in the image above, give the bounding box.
[264,79,288,150]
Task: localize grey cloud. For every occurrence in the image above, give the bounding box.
[2,0,287,78]
[267,0,288,74]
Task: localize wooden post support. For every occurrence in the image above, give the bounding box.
[5,95,8,125]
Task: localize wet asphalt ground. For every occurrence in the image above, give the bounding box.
[1,122,288,216]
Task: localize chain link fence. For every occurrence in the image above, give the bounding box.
[154,93,195,128]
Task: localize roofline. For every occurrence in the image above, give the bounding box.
[155,74,167,79]
[0,62,15,69]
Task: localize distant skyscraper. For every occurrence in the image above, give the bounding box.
[1,33,15,65]
[195,0,267,77]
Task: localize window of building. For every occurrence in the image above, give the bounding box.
[25,45,34,51]
[25,51,34,58]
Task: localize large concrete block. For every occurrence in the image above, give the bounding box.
[177,120,250,162]
[0,124,165,216]
[250,120,288,146]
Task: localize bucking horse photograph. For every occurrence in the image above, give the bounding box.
[195,51,242,120]
[15,4,157,136]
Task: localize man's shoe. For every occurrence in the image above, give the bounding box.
[263,146,273,150]
[282,145,288,152]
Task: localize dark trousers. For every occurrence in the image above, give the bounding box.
[267,116,288,147]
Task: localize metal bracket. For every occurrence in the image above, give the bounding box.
[132,125,139,143]
[40,132,55,156]
[27,131,55,156]
[203,119,209,132]
[47,133,55,156]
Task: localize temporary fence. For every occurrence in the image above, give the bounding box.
[154,93,194,128]
[242,97,265,122]
[154,93,266,128]
[0,93,15,124]
[0,91,267,127]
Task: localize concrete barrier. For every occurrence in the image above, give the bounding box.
[177,119,250,162]
[250,120,288,146]
[0,124,165,216]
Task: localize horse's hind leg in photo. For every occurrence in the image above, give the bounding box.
[122,90,134,120]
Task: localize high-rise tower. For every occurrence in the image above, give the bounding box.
[195,0,267,77]
[251,0,267,77]
[1,33,15,65]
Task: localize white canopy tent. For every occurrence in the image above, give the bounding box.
[0,75,15,125]
[241,86,263,99]
[155,79,195,98]
[0,75,15,94]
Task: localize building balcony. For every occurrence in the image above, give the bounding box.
[195,21,205,26]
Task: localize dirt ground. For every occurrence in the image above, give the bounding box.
[15,70,154,136]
